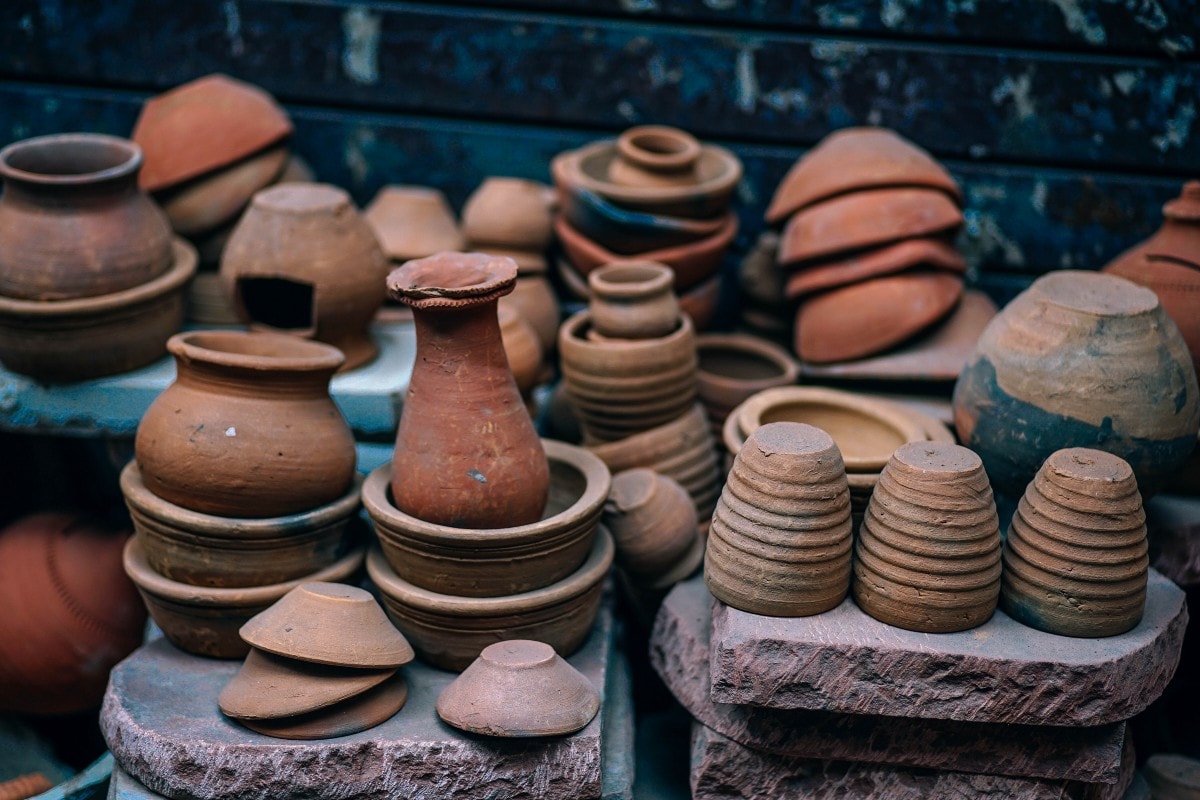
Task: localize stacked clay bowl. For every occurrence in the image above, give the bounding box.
[1001,448,1149,638]
[853,443,1002,633]
[696,332,800,439]
[705,422,853,616]
[766,127,967,364]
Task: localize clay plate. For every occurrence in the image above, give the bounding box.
[219,648,396,720]
[237,672,408,740]
[784,236,965,299]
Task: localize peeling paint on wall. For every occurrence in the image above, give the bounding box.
[734,47,758,114]
[344,126,375,188]
[1044,0,1107,45]
[222,1,245,58]
[961,209,1027,268]
[991,71,1037,121]
[1152,101,1196,153]
[342,6,381,85]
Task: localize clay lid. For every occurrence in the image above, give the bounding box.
[237,672,408,740]
[387,251,518,309]
[461,177,556,250]
[778,188,964,267]
[1038,448,1138,500]
[435,640,600,737]
[218,648,396,721]
[784,236,966,299]
[364,185,464,262]
[133,74,293,193]
[765,128,961,225]
[239,582,414,669]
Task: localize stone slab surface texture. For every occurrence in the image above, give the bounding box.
[710,568,1187,726]
[689,724,1136,800]
[1148,494,1200,587]
[651,576,1126,783]
[101,599,620,800]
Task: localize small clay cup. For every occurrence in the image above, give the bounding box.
[462,177,556,251]
[603,469,699,579]
[608,126,703,189]
[587,261,680,339]
[364,185,464,262]
[696,333,799,437]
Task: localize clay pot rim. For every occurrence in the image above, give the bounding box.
[1029,270,1160,318]
[563,186,729,238]
[553,139,742,206]
[588,261,675,299]
[554,212,737,281]
[560,308,694,355]
[167,328,346,373]
[697,333,800,390]
[366,528,614,616]
[387,251,518,308]
[0,132,142,186]
[616,126,703,173]
[0,238,197,317]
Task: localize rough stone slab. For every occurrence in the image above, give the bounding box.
[101,599,621,800]
[689,724,1137,800]
[651,576,1126,783]
[1148,494,1200,587]
[710,569,1187,726]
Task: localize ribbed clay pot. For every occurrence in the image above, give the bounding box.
[705,422,853,616]
[853,442,1001,633]
[1001,448,1149,638]
[954,270,1200,497]
[587,261,680,340]
[603,468,702,581]
[696,333,799,438]
[388,252,550,529]
[135,330,356,518]
[462,177,556,251]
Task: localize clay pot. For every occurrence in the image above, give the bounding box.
[607,126,703,189]
[588,261,680,339]
[559,185,727,254]
[0,133,174,300]
[123,535,366,659]
[498,304,544,397]
[705,422,853,616]
[0,774,51,800]
[1104,240,1200,375]
[795,271,965,364]
[765,127,962,225]
[1107,182,1200,270]
[221,183,389,371]
[186,270,242,326]
[603,469,701,580]
[366,529,613,671]
[437,640,600,737]
[500,273,560,354]
[696,333,800,437]
[135,330,356,519]
[462,177,556,251]
[236,672,408,740]
[1145,754,1200,800]
[121,462,361,588]
[219,648,396,721]
[157,144,289,237]
[954,270,1200,497]
[132,73,293,193]
[365,439,610,597]
[364,185,464,262]
[784,236,966,300]
[0,513,145,714]
[778,188,964,266]
[853,443,1002,633]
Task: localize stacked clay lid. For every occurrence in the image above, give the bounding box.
[219,582,414,739]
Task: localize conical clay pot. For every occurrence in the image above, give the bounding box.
[218,648,396,720]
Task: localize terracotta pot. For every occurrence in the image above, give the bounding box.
[1104,243,1200,375]
[765,127,962,225]
[0,133,174,300]
[132,73,293,193]
[186,270,242,326]
[157,144,289,237]
[784,236,966,299]
[123,535,366,659]
[0,513,145,714]
[364,185,464,262]
[954,270,1200,497]
[120,462,362,588]
[0,238,196,383]
[588,261,680,339]
[498,304,544,397]
[1109,181,1200,269]
[221,183,389,371]
[679,272,721,333]
[462,177,556,251]
[135,330,356,518]
[365,439,610,597]
[499,273,560,354]
[1001,448,1149,637]
[696,333,800,436]
[219,647,397,721]
[388,252,550,528]
[603,469,699,579]
[235,672,408,740]
[608,126,703,189]
[852,443,1001,633]
[366,529,613,671]
[559,185,727,255]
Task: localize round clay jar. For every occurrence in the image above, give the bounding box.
[587,261,681,340]
[461,177,555,251]
[603,468,699,578]
[608,126,702,190]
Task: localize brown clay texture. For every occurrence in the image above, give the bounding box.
[0,774,52,800]
[604,468,699,579]
[607,126,703,189]
[696,333,799,438]
[784,235,966,300]
[237,672,408,740]
[218,648,396,720]
[498,304,544,397]
[499,274,560,354]
[1140,181,1200,267]
[587,261,680,340]
[462,177,555,251]
[364,185,464,262]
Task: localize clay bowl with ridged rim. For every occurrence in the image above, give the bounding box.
[697,333,800,432]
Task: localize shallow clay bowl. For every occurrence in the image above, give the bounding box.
[365,439,611,598]
[218,647,396,720]
[364,185,464,263]
[560,186,728,254]
[237,672,408,740]
[158,144,289,237]
[784,236,966,300]
[123,536,366,659]
[697,333,800,427]
[367,529,614,672]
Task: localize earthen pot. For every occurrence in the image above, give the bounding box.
[436,640,600,737]
[1145,754,1200,800]
[607,126,703,189]
[186,270,242,326]
[603,469,700,579]
[1104,243,1200,375]
[219,648,396,720]
[795,271,965,364]
[123,535,366,659]
[559,185,727,254]
[132,73,293,193]
[366,529,613,671]
[365,439,610,597]
[587,261,680,339]
[853,443,1001,633]
[1106,182,1200,270]
[696,333,800,437]
[388,252,550,528]
[705,422,853,616]
[364,185,465,262]
[0,133,174,300]
[500,273,560,354]
[135,330,357,519]
[0,237,196,382]
[765,127,962,225]
[784,236,966,299]
[0,513,145,714]
[0,774,51,800]
[954,270,1200,497]
[498,304,545,397]
[462,177,556,251]
[157,144,289,237]
[221,183,388,371]
[237,672,408,740]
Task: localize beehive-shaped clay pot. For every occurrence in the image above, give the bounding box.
[853,442,1001,633]
[1001,448,1149,638]
[603,468,702,582]
[705,422,852,616]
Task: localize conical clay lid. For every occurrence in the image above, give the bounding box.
[218,648,396,721]
[239,672,409,741]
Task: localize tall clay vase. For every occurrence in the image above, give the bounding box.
[853,442,1001,633]
[1001,448,1149,638]
[705,422,853,616]
[388,252,550,528]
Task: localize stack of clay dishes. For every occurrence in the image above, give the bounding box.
[0,133,197,382]
[437,640,599,737]
[705,422,853,616]
[696,332,800,439]
[219,582,414,739]
[853,442,1002,633]
[767,127,967,364]
[1001,448,1149,638]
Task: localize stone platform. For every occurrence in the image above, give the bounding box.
[711,569,1187,726]
[651,576,1127,783]
[101,598,632,800]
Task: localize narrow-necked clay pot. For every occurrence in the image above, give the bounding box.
[436,640,599,737]
[135,330,356,519]
[696,333,800,437]
[157,144,289,237]
[587,261,680,339]
[0,133,174,300]
[1144,754,1200,800]
[784,236,966,299]
[364,185,465,262]
[1001,448,1149,638]
[462,177,556,251]
[608,126,703,189]
[559,185,727,255]
[219,648,396,720]
[603,469,699,578]
[1104,246,1200,375]
[853,443,1001,633]
[954,270,1200,497]
[238,672,408,740]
